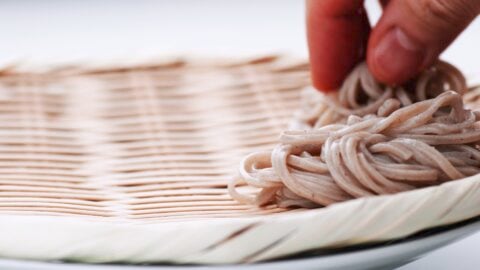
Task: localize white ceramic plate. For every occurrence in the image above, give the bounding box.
[1,217,480,270]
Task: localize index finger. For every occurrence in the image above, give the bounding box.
[307,0,370,92]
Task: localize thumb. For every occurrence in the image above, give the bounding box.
[367,0,480,85]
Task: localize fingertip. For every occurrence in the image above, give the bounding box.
[311,73,342,92]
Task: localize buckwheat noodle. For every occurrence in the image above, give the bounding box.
[229,61,480,208]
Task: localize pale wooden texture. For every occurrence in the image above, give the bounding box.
[0,56,309,221]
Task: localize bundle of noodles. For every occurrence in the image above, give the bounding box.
[289,61,466,129]
[229,61,480,209]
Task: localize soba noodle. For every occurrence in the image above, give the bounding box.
[229,61,480,208]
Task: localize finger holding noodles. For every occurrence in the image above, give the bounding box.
[291,60,468,129]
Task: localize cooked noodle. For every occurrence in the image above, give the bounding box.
[229,61,480,208]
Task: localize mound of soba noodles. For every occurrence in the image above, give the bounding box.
[229,61,480,208]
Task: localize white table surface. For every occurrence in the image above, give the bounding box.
[0,1,479,269]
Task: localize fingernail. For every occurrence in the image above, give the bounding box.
[373,27,426,84]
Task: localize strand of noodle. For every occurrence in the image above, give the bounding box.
[324,88,393,117]
[395,87,413,106]
[400,139,464,179]
[287,155,329,173]
[340,134,410,193]
[324,139,373,197]
[239,151,281,188]
[369,142,413,160]
[396,131,480,145]
[228,176,256,205]
[357,153,414,192]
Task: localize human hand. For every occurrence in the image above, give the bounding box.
[307,0,480,92]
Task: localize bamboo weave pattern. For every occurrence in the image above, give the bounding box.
[0,56,309,222]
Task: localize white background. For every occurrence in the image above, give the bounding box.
[0,0,479,269]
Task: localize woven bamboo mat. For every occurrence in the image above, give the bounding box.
[0,55,309,222]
